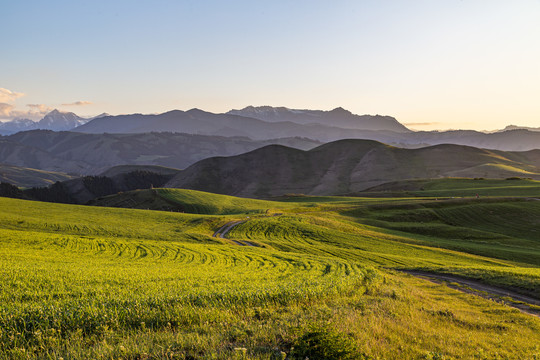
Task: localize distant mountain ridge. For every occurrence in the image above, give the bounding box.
[0,109,105,135]
[503,125,540,132]
[227,106,410,132]
[72,108,540,151]
[73,107,410,142]
[2,107,540,152]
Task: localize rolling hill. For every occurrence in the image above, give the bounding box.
[0,130,321,174]
[89,188,293,214]
[165,139,540,197]
[10,139,540,204]
[0,163,74,187]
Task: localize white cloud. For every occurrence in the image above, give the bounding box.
[0,88,25,103]
[61,100,93,106]
[26,104,54,113]
[0,88,91,121]
[0,103,14,117]
[0,103,54,121]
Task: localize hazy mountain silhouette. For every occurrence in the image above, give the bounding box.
[227,106,410,132]
[503,125,540,132]
[72,108,540,151]
[0,109,102,135]
[73,108,413,142]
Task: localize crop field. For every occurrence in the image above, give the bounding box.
[1,183,540,359]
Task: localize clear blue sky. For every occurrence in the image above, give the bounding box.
[2,0,539,130]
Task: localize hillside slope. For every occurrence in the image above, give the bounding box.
[0,164,74,187]
[165,139,540,197]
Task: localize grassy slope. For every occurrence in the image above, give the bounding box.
[1,186,540,358]
[91,188,302,214]
[359,177,540,197]
[0,164,74,188]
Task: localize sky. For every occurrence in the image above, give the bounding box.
[1,0,539,131]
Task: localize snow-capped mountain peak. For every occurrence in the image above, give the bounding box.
[37,109,89,131]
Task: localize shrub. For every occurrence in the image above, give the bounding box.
[290,325,368,360]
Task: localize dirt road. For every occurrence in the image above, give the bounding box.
[400,270,540,317]
[212,221,245,238]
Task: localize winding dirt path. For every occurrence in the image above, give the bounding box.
[399,270,540,317]
[212,221,245,238]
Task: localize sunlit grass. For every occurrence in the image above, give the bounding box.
[1,187,540,358]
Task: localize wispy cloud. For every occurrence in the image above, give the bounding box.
[0,88,60,121]
[0,103,54,121]
[26,104,54,113]
[61,100,93,106]
[0,88,25,103]
[0,103,14,117]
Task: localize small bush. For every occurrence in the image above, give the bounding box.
[290,326,368,360]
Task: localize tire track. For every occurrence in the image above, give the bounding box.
[399,270,540,317]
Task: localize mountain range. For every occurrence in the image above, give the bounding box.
[73,107,409,141]
[71,107,540,151]
[227,106,409,132]
[1,106,540,185]
[2,107,540,152]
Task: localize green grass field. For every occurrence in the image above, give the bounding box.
[359,177,540,198]
[1,182,540,359]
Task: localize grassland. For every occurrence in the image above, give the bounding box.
[359,177,540,198]
[1,181,540,359]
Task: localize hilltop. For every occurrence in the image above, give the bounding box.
[165,139,540,197]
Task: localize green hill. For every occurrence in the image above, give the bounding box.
[358,177,540,197]
[90,188,297,214]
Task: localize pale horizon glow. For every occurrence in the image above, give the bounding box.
[2,0,539,131]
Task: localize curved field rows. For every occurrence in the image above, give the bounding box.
[227,214,513,268]
[0,226,370,309]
